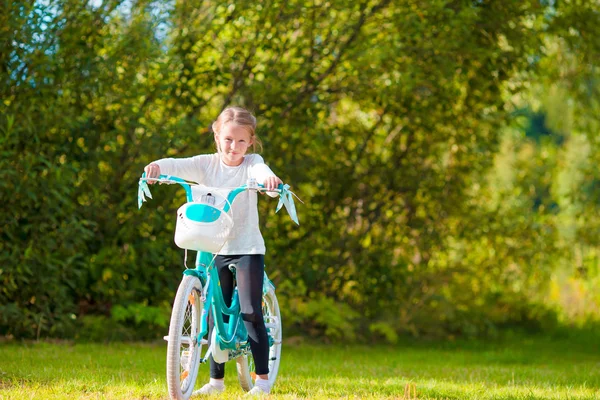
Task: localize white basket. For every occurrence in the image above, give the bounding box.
[174,201,234,253]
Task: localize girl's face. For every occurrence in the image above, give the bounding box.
[215,123,254,166]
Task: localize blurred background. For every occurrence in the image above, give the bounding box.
[1,0,599,343]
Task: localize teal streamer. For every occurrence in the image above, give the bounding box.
[276,184,299,225]
[138,180,153,209]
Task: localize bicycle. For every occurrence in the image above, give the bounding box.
[138,173,299,400]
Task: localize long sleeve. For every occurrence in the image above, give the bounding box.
[249,155,275,182]
[153,155,209,184]
[249,154,278,198]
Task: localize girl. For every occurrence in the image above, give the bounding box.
[144,106,282,396]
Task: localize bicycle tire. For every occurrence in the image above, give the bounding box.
[166,275,205,400]
[236,287,282,391]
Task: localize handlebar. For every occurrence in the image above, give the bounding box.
[138,173,299,224]
[140,172,195,201]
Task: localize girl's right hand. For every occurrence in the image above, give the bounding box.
[144,163,161,184]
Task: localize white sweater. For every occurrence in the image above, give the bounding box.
[154,153,277,255]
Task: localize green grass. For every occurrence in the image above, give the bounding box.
[1,335,599,399]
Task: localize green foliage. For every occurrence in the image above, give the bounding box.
[76,315,135,342]
[111,302,170,329]
[1,0,599,341]
[278,279,360,341]
[368,321,398,344]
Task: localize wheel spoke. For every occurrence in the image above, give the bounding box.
[175,283,205,396]
[179,291,198,392]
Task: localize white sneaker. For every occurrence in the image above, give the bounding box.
[245,385,270,396]
[192,383,225,396]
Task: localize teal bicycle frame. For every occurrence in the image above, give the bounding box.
[186,250,254,357]
[139,173,288,358]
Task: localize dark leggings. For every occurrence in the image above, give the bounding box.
[208,254,269,379]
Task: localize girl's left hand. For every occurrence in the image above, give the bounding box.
[264,176,283,191]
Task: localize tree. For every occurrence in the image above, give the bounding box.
[1,0,599,340]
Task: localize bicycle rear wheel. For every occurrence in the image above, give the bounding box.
[166,275,206,400]
[236,288,282,391]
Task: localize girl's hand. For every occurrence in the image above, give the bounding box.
[263,175,283,191]
[144,163,161,184]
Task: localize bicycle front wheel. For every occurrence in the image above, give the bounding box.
[166,275,205,400]
[236,288,282,391]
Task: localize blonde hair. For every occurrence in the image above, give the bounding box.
[212,106,263,153]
